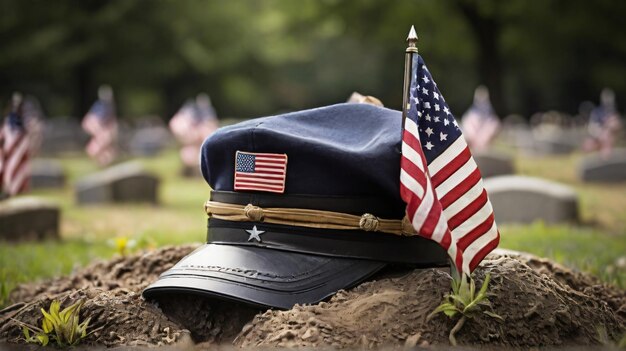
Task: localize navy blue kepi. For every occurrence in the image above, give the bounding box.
[143,103,447,309]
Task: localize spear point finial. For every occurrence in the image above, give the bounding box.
[406,26,418,53]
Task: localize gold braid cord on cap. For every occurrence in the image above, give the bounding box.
[204,201,417,236]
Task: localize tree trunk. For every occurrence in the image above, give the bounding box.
[74,63,93,119]
[456,2,504,116]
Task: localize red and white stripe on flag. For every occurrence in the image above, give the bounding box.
[234,151,287,194]
[400,54,499,275]
[2,122,30,195]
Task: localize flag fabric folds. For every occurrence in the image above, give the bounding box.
[82,97,117,166]
[1,104,30,196]
[400,54,500,275]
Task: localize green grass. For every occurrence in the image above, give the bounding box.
[1,147,625,307]
[497,149,626,288]
[500,222,626,288]
[0,150,209,306]
[0,239,111,306]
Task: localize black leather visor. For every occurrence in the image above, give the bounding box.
[143,191,448,309]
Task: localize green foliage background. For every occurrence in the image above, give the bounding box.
[1,0,625,119]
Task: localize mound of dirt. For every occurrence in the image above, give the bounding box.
[1,245,200,347]
[1,246,624,349]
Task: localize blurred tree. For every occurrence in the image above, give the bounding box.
[455,0,503,113]
[0,0,624,120]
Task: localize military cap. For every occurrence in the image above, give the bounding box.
[143,103,447,309]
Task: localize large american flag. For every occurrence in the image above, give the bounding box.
[2,103,30,196]
[82,98,117,166]
[400,54,500,274]
[234,151,287,193]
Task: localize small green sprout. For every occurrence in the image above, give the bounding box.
[22,326,49,346]
[21,299,91,347]
[428,274,502,345]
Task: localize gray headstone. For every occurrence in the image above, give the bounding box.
[527,127,585,156]
[579,150,626,182]
[39,119,89,156]
[484,175,579,224]
[0,197,60,241]
[30,159,66,189]
[474,152,515,178]
[181,165,202,178]
[498,115,530,149]
[532,137,576,155]
[75,162,160,205]
[128,126,173,157]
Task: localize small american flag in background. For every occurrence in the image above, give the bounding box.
[82,97,117,166]
[2,104,30,196]
[169,97,219,167]
[169,100,198,145]
[234,151,287,193]
[400,54,499,275]
[22,96,45,157]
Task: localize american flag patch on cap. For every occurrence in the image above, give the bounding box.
[234,151,288,193]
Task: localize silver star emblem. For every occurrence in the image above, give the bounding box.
[246,225,265,242]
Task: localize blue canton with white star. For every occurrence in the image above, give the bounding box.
[407,55,462,164]
[90,100,115,122]
[6,111,25,131]
[236,153,256,173]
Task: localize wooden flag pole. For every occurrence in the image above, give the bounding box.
[402,26,418,129]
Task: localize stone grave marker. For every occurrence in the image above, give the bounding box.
[180,165,203,178]
[474,152,515,178]
[579,149,626,182]
[484,175,579,224]
[527,112,586,155]
[39,118,89,156]
[128,126,173,157]
[499,115,530,151]
[0,197,60,241]
[75,162,160,205]
[530,126,585,155]
[30,159,66,189]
